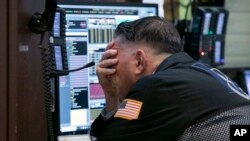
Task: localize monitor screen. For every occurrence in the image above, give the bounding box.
[53,12,61,37]
[57,1,158,135]
[244,70,250,95]
[54,45,63,70]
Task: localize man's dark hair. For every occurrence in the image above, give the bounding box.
[114,16,183,54]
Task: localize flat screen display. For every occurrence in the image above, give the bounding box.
[244,70,250,95]
[53,12,61,37]
[54,45,63,70]
[57,0,158,135]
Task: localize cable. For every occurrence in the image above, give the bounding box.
[170,0,175,24]
[51,61,95,75]
[169,0,193,8]
[184,0,194,29]
[180,0,194,45]
[170,0,193,23]
[39,33,56,141]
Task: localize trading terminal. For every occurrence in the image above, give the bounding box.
[1,0,250,141]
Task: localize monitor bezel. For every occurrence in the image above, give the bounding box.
[58,0,158,16]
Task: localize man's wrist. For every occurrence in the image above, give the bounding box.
[101,107,118,121]
[104,94,120,111]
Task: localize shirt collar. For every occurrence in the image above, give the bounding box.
[155,52,195,73]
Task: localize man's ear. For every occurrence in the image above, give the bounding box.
[134,49,147,75]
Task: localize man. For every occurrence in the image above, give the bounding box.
[90,16,250,141]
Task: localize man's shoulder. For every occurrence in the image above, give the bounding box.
[135,67,195,88]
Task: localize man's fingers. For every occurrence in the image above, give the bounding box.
[99,59,118,68]
[101,41,117,60]
[96,41,117,77]
[96,67,116,76]
[101,49,117,61]
[106,41,115,50]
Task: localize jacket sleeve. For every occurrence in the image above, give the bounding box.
[89,108,116,140]
[89,114,106,140]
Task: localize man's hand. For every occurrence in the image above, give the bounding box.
[96,41,119,112]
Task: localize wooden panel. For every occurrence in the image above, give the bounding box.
[0,0,7,140]
[8,0,18,140]
[7,0,48,140]
[16,0,48,140]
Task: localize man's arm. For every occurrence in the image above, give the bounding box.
[96,41,120,112]
[89,114,107,140]
[89,108,117,140]
[90,42,120,140]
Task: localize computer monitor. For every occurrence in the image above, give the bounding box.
[56,1,158,136]
[243,70,250,95]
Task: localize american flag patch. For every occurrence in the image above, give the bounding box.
[114,99,143,120]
